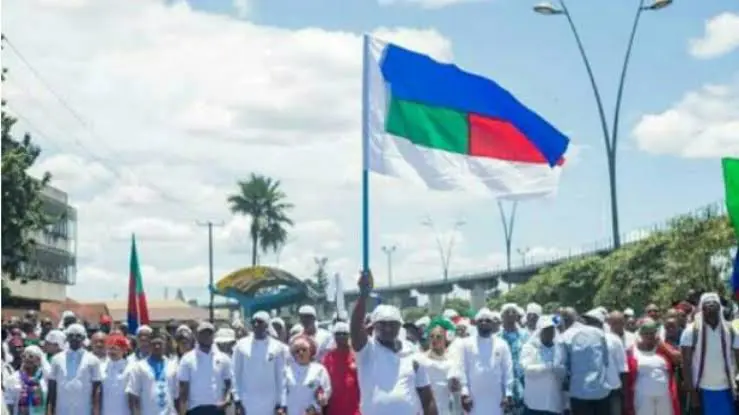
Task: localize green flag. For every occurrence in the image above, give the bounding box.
[723,158,739,239]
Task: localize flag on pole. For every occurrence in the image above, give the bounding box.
[722,158,739,299]
[364,35,569,199]
[127,234,150,334]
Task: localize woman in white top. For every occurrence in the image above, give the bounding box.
[285,335,331,415]
[101,334,132,415]
[520,315,566,415]
[3,346,47,415]
[417,317,456,415]
[624,318,680,415]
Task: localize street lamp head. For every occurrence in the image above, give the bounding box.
[644,0,672,10]
[533,2,564,15]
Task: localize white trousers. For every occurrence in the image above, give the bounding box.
[635,394,673,415]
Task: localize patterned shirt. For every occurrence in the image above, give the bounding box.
[498,328,529,404]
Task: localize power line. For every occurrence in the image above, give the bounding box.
[1,34,209,218]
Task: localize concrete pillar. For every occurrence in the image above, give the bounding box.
[471,283,487,311]
[428,293,443,315]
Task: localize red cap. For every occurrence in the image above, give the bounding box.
[100,315,113,325]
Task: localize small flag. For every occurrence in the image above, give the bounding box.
[127,235,150,334]
[364,35,569,199]
[722,158,739,299]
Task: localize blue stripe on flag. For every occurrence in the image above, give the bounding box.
[732,247,739,300]
[379,42,569,167]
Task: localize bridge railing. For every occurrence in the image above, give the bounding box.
[351,201,726,292]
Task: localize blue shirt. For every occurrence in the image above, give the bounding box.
[498,328,529,403]
[562,323,610,400]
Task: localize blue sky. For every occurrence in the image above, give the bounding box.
[3,0,738,303]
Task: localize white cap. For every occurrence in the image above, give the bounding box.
[442,309,459,319]
[289,324,303,336]
[196,321,215,333]
[537,315,557,329]
[252,311,270,323]
[214,328,236,344]
[298,305,317,316]
[475,308,495,321]
[623,308,635,317]
[372,305,403,324]
[136,325,153,335]
[526,303,543,316]
[415,316,431,327]
[61,310,75,319]
[270,317,285,327]
[332,322,350,334]
[44,330,66,347]
[585,309,606,323]
[65,323,86,337]
[501,303,518,314]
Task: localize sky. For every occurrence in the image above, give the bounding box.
[1,0,738,304]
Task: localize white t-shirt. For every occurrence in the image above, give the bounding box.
[177,347,232,410]
[356,339,430,415]
[125,357,179,415]
[633,348,670,398]
[101,358,131,415]
[285,361,332,414]
[48,349,102,415]
[605,333,628,390]
[680,323,739,390]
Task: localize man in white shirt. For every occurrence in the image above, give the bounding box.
[680,292,739,415]
[178,322,232,415]
[231,311,288,415]
[584,309,628,415]
[47,323,102,415]
[520,316,565,414]
[293,305,333,360]
[126,331,179,415]
[351,271,438,415]
[449,308,514,415]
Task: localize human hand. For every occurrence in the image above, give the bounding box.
[500,396,513,410]
[358,270,373,297]
[461,395,473,412]
[448,377,461,393]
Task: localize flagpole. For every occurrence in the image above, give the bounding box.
[361,34,371,275]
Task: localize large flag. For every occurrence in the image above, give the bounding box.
[127,235,150,334]
[364,35,569,199]
[723,158,739,299]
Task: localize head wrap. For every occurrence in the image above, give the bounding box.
[65,323,86,337]
[252,311,270,323]
[105,334,130,351]
[526,315,560,346]
[425,317,456,341]
[638,317,659,334]
[298,305,317,316]
[175,325,193,337]
[290,334,317,358]
[136,325,153,335]
[474,307,495,321]
[501,303,518,315]
[22,345,44,361]
[584,308,607,324]
[623,308,635,317]
[44,330,66,347]
[270,317,285,328]
[215,328,236,344]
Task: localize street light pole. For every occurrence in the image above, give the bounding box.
[422,217,466,281]
[498,201,518,290]
[381,245,397,287]
[533,0,673,249]
[517,247,532,267]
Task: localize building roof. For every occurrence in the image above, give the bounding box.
[40,299,109,324]
[100,299,210,323]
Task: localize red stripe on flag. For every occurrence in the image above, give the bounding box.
[127,271,138,322]
[137,293,150,325]
[468,114,565,165]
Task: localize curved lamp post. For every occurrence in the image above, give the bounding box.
[533,0,672,249]
[422,218,466,281]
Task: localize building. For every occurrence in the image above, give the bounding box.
[100,299,221,327]
[4,185,77,308]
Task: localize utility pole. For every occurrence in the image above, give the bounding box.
[197,220,224,323]
[421,217,466,281]
[498,201,518,290]
[381,245,397,287]
[518,247,531,267]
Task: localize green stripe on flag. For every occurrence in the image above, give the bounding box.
[723,158,739,239]
[385,98,469,155]
[130,236,145,294]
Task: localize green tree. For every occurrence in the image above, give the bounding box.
[227,173,294,266]
[1,68,51,282]
[442,297,472,316]
[402,306,429,323]
[313,259,329,299]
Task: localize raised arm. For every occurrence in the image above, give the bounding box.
[351,270,372,352]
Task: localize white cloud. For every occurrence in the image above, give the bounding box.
[378,0,489,10]
[3,0,559,303]
[632,78,739,158]
[689,12,739,59]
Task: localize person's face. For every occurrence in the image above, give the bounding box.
[476,318,494,336]
[299,314,315,328]
[640,330,658,349]
[526,313,539,327]
[676,310,687,327]
[100,323,111,334]
[334,332,350,349]
[41,319,53,333]
[150,338,165,357]
[108,345,124,360]
[456,325,468,338]
[21,352,41,371]
[91,333,106,355]
[137,334,151,352]
[703,301,720,319]
[646,305,660,321]
[608,314,625,334]
[625,316,637,331]
[540,326,555,346]
[197,329,214,347]
[218,341,235,354]
[663,318,680,340]
[25,312,37,324]
[429,326,446,351]
[45,342,61,356]
[404,326,420,343]
[252,319,268,338]
[271,323,284,337]
[67,333,84,350]
[502,310,518,325]
[176,335,193,352]
[291,340,313,364]
[374,321,400,343]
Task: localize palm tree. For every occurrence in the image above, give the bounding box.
[227,173,294,266]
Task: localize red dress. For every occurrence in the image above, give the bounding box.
[321,348,361,415]
[623,344,681,415]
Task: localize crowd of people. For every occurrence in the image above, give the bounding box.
[2,286,739,415]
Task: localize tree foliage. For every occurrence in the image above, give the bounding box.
[227,173,294,266]
[442,297,472,317]
[1,67,51,282]
[488,207,734,313]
